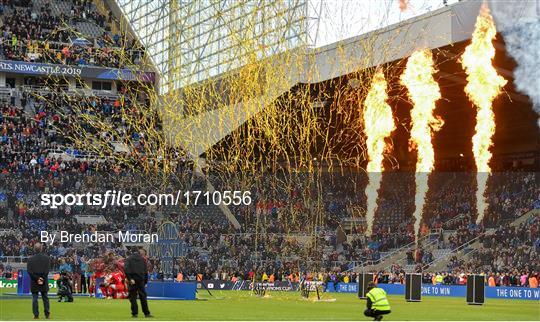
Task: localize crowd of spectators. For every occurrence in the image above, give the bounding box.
[0,0,142,68]
[1,141,538,282]
[1,131,538,285]
[137,172,537,284]
[446,215,539,280]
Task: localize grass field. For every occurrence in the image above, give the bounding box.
[0,288,538,321]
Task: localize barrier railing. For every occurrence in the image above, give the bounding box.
[421,233,484,271]
[0,39,143,69]
[346,232,433,271]
[379,234,441,272]
[218,258,358,270]
[0,256,29,264]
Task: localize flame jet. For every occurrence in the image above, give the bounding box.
[400,49,443,242]
[363,70,396,236]
[461,4,507,224]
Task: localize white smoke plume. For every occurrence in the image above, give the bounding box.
[489,0,540,126]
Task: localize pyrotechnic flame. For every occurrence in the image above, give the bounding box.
[363,70,396,236]
[461,4,507,224]
[400,49,443,243]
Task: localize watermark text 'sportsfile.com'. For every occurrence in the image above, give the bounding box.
[40,190,252,209]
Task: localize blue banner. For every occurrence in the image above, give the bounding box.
[0,60,155,82]
[487,286,540,300]
[146,281,196,300]
[328,282,539,300]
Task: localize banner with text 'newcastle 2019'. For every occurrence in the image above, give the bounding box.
[0,60,155,82]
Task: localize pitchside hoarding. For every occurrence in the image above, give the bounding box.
[197,280,299,291]
[0,60,155,82]
[331,282,540,301]
[0,278,56,289]
[194,280,539,300]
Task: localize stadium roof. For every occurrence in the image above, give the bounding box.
[303,0,481,83]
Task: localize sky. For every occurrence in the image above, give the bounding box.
[309,0,460,48]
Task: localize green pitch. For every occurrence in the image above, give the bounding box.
[0,288,538,320]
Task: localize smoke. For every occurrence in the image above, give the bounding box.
[365,172,382,236]
[503,21,540,126]
[476,172,489,224]
[413,172,429,244]
[490,1,540,126]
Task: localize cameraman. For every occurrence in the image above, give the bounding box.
[57,271,74,302]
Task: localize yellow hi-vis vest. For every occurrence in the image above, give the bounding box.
[367,287,391,311]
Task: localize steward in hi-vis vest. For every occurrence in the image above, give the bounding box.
[364,282,391,321]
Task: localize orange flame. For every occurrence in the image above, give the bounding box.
[363,70,395,236]
[461,4,507,224]
[400,49,443,242]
